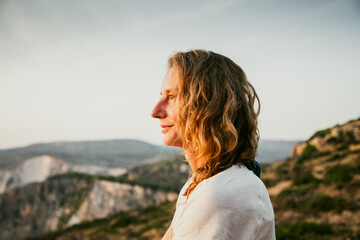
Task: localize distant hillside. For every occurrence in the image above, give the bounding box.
[0,138,296,172]
[262,118,360,239]
[0,139,180,170]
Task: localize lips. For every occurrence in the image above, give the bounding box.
[161,124,174,134]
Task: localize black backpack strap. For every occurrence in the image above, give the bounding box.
[245,160,261,178]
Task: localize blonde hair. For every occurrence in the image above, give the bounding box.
[168,50,260,197]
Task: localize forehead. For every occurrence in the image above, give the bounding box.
[161,68,178,93]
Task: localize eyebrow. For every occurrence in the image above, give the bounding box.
[160,89,177,95]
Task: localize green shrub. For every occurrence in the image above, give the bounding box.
[277,188,297,199]
[261,178,274,188]
[276,221,332,240]
[302,143,317,158]
[293,172,319,186]
[336,144,349,151]
[111,215,137,228]
[326,136,338,144]
[302,194,346,212]
[295,143,318,166]
[337,129,345,142]
[139,219,168,233]
[283,198,302,209]
[345,130,356,143]
[324,164,355,184]
[326,153,341,162]
[47,172,96,182]
[277,184,317,201]
[352,231,360,240]
[277,190,354,213]
[310,128,331,140]
[275,163,288,175]
[275,163,291,181]
[293,158,303,168]
[314,151,332,158]
[276,187,312,211]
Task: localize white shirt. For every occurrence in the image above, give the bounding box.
[170,165,276,240]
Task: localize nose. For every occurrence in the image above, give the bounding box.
[151,99,166,119]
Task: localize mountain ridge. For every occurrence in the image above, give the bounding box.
[0,139,180,170]
[0,138,298,171]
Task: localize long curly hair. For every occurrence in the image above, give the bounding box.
[168,50,260,197]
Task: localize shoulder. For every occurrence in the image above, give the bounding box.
[191,165,264,203]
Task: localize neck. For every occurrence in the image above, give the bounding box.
[184,150,201,172]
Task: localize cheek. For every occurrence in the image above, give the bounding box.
[169,106,178,121]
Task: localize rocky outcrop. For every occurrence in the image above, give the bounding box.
[0,176,93,240]
[290,119,360,158]
[68,180,177,226]
[0,175,177,240]
[5,155,70,191]
[0,169,12,193]
[290,144,305,158]
[0,155,127,194]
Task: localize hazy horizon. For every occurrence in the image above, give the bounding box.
[0,136,304,151]
[1,0,359,149]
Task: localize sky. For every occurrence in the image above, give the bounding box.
[0,0,359,149]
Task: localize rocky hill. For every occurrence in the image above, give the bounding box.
[0,173,177,240]
[12,158,188,240]
[263,118,360,239]
[0,157,188,240]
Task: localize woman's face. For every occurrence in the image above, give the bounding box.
[151,68,183,148]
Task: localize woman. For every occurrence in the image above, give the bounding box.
[151,50,275,240]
